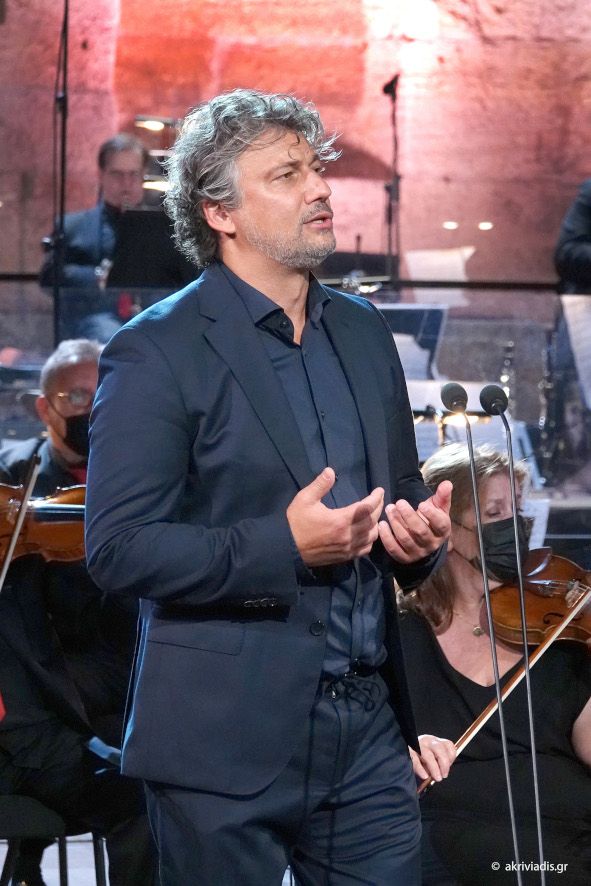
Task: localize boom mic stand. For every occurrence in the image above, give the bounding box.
[440,382,524,886]
[479,384,546,885]
[49,0,70,346]
[383,74,401,300]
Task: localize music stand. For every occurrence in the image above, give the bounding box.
[108,209,195,288]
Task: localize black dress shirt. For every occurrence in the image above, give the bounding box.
[220,264,387,676]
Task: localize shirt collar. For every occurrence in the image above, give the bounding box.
[218,262,331,330]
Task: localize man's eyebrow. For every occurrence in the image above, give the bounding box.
[266,158,300,177]
[270,153,322,174]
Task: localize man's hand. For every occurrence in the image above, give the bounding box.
[409,734,456,782]
[378,480,452,564]
[287,468,384,567]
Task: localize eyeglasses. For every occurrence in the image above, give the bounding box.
[53,388,95,410]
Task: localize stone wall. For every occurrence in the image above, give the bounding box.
[2,0,591,284]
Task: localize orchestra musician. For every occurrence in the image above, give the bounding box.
[0,339,157,886]
[38,134,195,343]
[399,443,591,885]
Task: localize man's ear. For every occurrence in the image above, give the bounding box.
[202,201,236,235]
[36,395,50,426]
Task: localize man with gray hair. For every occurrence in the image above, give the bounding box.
[86,88,452,885]
[0,339,158,886]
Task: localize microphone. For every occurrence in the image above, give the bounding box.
[439,382,525,879]
[441,381,468,413]
[383,74,400,100]
[478,382,547,879]
[480,384,508,416]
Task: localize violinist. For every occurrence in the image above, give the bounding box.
[399,443,591,885]
[0,339,157,886]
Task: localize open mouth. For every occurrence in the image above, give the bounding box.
[304,211,334,228]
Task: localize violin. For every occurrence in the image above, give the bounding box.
[0,482,85,564]
[418,546,591,795]
[491,547,591,645]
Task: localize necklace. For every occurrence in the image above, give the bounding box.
[452,607,485,637]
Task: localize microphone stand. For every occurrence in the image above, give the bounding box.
[440,383,524,886]
[50,0,70,347]
[480,385,546,885]
[383,74,401,300]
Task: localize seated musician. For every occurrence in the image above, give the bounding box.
[0,340,157,886]
[399,444,591,885]
[39,133,195,343]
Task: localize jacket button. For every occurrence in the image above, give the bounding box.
[309,620,326,636]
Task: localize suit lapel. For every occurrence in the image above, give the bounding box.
[321,296,392,501]
[199,268,315,490]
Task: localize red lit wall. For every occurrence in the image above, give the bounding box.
[2,0,591,280]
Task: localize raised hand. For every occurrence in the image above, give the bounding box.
[378,480,452,564]
[287,468,384,567]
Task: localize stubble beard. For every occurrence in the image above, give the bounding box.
[242,220,336,270]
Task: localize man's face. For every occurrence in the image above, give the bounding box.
[36,361,98,462]
[99,149,145,210]
[223,129,336,270]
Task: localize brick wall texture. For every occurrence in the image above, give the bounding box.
[2,0,590,282]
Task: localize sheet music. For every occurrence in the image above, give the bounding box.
[522,496,550,550]
[561,295,591,408]
[404,246,473,307]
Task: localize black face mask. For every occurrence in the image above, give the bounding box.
[477,515,532,583]
[63,413,90,459]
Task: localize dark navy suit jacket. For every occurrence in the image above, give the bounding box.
[85,263,440,795]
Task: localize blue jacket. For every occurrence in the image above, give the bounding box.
[85,263,441,794]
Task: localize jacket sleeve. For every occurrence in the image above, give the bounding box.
[39,255,99,290]
[84,326,300,609]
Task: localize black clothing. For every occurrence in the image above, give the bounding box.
[555,178,591,293]
[225,264,386,676]
[0,438,136,743]
[400,610,591,885]
[0,437,157,885]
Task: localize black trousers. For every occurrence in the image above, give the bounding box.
[0,721,158,886]
[146,672,421,886]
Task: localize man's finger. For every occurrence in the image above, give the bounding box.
[378,519,414,563]
[298,468,336,504]
[430,479,453,512]
[348,487,384,526]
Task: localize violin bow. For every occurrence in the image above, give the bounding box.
[418,580,591,795]
[0,455,41,594]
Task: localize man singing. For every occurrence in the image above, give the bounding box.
[85,88,452,885]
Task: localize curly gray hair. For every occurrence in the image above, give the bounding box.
[164,89,340,267]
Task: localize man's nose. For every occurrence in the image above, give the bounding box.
[305,170,332,203]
